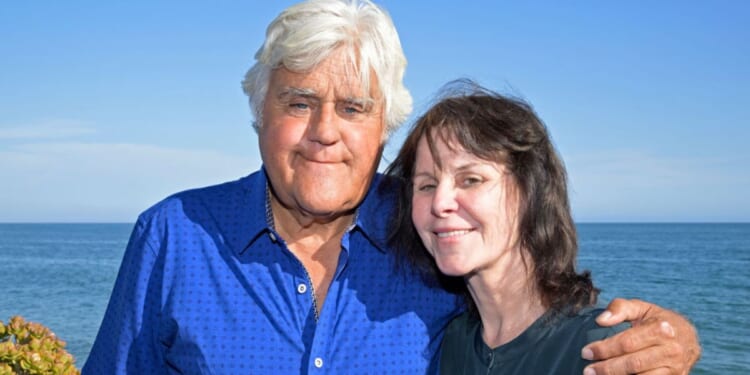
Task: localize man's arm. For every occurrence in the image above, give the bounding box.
[581,298,700,375]
[82,218,167,375]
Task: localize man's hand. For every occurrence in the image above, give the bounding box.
[581,298,700,375]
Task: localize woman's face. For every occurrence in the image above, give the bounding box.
[411,133,521,277]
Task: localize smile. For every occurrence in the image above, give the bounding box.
[436,229,472,238]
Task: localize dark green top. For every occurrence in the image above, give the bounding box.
[439,306,629,375]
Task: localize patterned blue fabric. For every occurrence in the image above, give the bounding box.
[83,169,463,374]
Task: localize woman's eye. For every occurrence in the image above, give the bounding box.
[416,183,436,192]
[461,177,482,187]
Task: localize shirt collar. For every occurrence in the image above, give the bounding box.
[350,173,398,253]
[232,167,276,255]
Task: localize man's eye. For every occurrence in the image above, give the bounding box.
[337,100,370,117]
[339,104,365,116]
[290,103,309,110]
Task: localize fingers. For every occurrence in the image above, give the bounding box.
[596,298,660,327]
[583,298,701,375]
[583,365,674,375]
[637,370,676,375]
[583,318,676,361]
[583,343,679,374]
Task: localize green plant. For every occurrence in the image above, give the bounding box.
[0,316,79,375]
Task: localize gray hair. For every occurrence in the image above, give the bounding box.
[241,0,412,139]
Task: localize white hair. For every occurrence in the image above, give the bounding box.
[241,0,412,139]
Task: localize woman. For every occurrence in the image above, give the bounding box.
[386,80,628,374]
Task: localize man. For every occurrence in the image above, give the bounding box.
[84,0,700,374]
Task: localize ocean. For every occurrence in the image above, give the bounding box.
[1,223,747,373]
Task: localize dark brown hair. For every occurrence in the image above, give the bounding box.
[385,79,598,315]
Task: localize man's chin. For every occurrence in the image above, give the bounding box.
[298,201,357,221]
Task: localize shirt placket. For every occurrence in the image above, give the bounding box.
[304,230,352,374]
[263,186,356,373]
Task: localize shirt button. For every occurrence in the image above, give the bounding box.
[297,284,307,294]
[314,357,323,368]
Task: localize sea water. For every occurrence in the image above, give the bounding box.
[1,223,748,373]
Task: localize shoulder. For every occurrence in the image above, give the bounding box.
[132,171,265,246]
[153,172,257,210]
[443,312,478,346]
[140,172,259,222]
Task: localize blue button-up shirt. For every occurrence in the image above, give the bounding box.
[83,169,463,374]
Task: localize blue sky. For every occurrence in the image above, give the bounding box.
[1,1,748,222]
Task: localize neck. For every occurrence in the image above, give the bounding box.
[268,193,354,315]
[466,248,546,349]
[269,193,355,250]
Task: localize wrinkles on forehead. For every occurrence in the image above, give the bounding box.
[280,47,381,102]
[281,44,375,95]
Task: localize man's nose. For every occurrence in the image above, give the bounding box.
[307,103,341,145]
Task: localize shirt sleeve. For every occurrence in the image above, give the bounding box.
[82,215,167,374]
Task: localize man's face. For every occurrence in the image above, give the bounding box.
[259,51,386,220]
